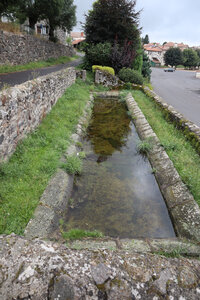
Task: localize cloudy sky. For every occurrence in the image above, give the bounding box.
[73,0,200,46]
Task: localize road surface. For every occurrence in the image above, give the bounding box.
[151,68,200,127]
[0,56,83,90]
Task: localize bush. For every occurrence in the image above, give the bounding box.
[83,42,112,69]
[118,68,144,85]
[111,40,136,73]
[92,65,115,76]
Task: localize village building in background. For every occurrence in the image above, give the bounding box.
[70,32,85,48]
[144,42,189,66]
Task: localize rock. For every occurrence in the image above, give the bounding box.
[91,263,111,285]
[150,268,172,295]
[49,275,74,300]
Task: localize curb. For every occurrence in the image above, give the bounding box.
[126,93,200,242]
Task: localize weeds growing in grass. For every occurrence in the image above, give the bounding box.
[76,141,83,149]
[78,151,86,159]
[62,155,83,175]
[137,137,153,154]
[62,228,104,241]
[153,246,188,258]
[132,90,200,206]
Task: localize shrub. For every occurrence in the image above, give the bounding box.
[92,65,115,76]
[83,42,112,69]
[118,68,144,85]
[111,40,136,73]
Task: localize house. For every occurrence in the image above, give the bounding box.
[1,17,66,45]
[144,44,165,66]
[144,41,189,66]
[70,32,85,48]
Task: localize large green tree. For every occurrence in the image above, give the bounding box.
[85,0,140,47]
[0,0,20,18]
[40,0,76,41]
[164,47,183,67]
[183,49,199,69]
[15,0,42,30]
[9,0,76,41]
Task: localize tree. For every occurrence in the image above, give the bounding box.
[15,0,42,30]
[183,49,199,69]
[142,34,149,44]
[0,0,20,18]
[111,39,136,73]
[85,0,140,48]
[164,47,183,67]
[40,0,76,41]
[142,52,151,79]
[195,49,200,67]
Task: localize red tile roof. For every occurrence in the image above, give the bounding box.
[145,47,163,52]
[72,39,85,45]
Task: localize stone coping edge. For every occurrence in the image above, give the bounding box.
[24,94,94,239]
[126,93,200,242]
[141,85,200,155]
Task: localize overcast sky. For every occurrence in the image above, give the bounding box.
[73,0,200,46]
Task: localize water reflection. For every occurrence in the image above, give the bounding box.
[64,98,175,238]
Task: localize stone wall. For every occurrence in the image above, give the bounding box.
[0,67,76,161]
[1,234,200,300]
[0,31,74,66]
[95,70,119,87]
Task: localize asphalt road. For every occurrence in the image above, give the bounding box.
[0,56,83,90]
[151,68,200,127]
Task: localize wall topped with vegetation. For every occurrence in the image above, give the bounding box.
[0,31,74,66]
[0,67,76,161]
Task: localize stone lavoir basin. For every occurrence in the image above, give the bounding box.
[63,97,175,238]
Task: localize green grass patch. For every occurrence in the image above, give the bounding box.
[0,55,79,74]
[132,90,200,206]
[0,74,106,235]
[62,228,104,241]
[62,155,83,175]
[137,137,153,154]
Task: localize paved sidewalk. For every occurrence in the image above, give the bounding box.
[0,56,83,90]
[151,67,200,127]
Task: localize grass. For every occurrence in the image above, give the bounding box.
[0,74,106,235]
[137,137,153,154]
[62,228,104,241]
[132,90,200,206]
[0,55,79,74]
[0,21,21,34]
[62,155,83,175]
[153,247,187,258]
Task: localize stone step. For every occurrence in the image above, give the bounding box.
[66,237,200,257]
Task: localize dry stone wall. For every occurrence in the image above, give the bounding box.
[95,70,119,87]
[0,31,74,65]
[0,67,76,161]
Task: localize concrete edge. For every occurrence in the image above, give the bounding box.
[24,94,94,240]
[66,237,200,257]
[125,93,200,242]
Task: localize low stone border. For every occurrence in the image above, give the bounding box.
[126,93,200,242]
[1,234,200,300]
[25,94,94,239]
[141,86,200,155]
